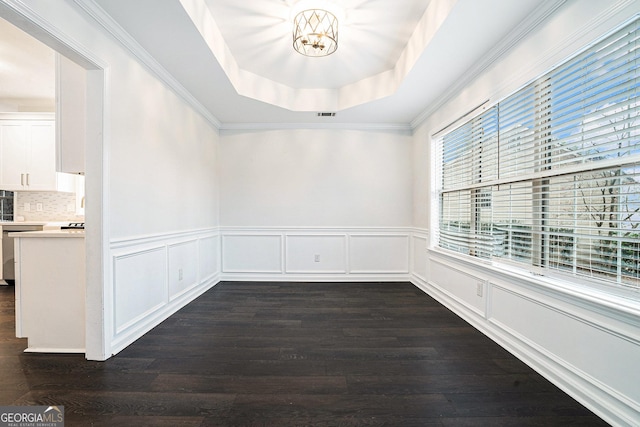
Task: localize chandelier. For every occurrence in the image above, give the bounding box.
[293,8,338,57]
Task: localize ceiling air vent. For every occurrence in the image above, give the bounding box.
[317,112,336,117]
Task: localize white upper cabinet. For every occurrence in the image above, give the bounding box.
[0,115,58,191]
[26,121,58,190]
[0,121,28,189]
[55,53,86,174]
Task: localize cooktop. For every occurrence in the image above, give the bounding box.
[61,222,85,229]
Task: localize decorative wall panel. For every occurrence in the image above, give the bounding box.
[411,234,428,281]
[349,234,409,274]
[220,227,414,281]
[285,234,347,273]
[222,234,283,273]
[199,234,219,282]
[168,239,199,301]
[113,247,167,334]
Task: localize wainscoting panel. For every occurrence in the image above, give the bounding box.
[113,247,167,334]
[220,227,414,281]
[490,283,640,409]
[199,234,220,282]
[429,257,486,317]
[285,234,347,273]
[349,234,410,274]
[222,234,283,273]
[168,239,199,301]
[109,228,219,355]
[411,233,428,282]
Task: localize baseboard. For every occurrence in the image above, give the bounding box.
[23,347,85,353]
[220,273,412,282]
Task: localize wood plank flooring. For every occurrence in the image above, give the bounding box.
[0,281,609,426]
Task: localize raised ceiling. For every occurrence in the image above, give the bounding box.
[3,0,562,127]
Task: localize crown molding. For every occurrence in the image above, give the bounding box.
[410,0,567,130]
[219,122,413,134]
[73,0,222,132]
[411,0,640,131]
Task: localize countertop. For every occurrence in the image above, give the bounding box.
[0,221,51,226]
[8,230,85,238]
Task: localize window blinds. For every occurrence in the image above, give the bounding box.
[438,17,640,290]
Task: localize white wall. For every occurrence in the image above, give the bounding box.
[218,128,414,282]
[101,18,221,356]
[412,1,640,425]
[220,128,412,227]
[109,82,219,237]
[1,0,220,360]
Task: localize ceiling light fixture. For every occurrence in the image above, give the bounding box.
[293,8,338,57]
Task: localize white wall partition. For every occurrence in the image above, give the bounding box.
[0,0,221,359]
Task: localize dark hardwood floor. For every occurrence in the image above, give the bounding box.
[0,281,609,426]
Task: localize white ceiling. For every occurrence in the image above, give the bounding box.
[2,0,558,127]
[0,18,55,111]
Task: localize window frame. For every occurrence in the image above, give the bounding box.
[434,15,640,297]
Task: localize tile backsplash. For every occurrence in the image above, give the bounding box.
[14,191,84,222]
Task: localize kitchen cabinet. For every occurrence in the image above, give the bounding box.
[56,53,86,174]
[0,114,56,191]
[0,114,75,192]
[12,229,85,352]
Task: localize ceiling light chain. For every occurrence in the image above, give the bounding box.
[293,8,338,57]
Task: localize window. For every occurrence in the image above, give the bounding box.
[437,17,640,291]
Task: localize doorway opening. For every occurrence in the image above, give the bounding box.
[0,6,108,360]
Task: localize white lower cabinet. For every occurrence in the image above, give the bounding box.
[13,231,85,352]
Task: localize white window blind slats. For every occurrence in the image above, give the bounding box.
[438,17,640,290]
[440,190,472,255]
[552,57,639,113]
[552,77,640,133]
[549,23,640,86]
[500,85,640,177]
[551,43,639,105]
[442,107,499,190]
